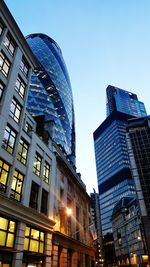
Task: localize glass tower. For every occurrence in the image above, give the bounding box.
[26,33,75,164]
[106,85,147,118]
[94,86,147,236]
[94,111,136,236]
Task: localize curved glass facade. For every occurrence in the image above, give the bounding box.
[26,33,75,163]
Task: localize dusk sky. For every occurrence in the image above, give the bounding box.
[5,0,150,194]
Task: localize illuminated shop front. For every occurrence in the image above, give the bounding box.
[0,216,47,267]
[22,226,45,267]
[0,215,16,267]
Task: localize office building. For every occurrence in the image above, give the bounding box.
[106,85,147,118]
[91,190,104,266]
[0,1,95,266]
[111,197,148,266]
[93,86,147,266]
[26,33,76,164]
[94,111,136,236]
[127,116,150,259]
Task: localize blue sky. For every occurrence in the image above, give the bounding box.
[5,0,150,193]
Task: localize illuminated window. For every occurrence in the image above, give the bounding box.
[0,52,11,77]
[41,189,48,215]
[15,76,26,98]
[0,216,16,248]
[3,34,15,56]
[20,58,29,77]
[10,170,24,202]
[29,181,39,209]
[0,159,10,193]
[33,153,42,177]
[17,138,29,165]
[0,21,4,36]
[10,98,22,123]
[24,226,44,253]
[43,161,50,183]
[0,80,4,100]
[2,124,17,154]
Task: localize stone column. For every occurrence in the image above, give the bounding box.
[52,245,59,267]
[12,222,26,267]
[45,232,53,267]
[60,248,67,267]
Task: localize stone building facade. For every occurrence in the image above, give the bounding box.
[0,1,95,266]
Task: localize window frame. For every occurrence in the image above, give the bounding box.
[33,152,42,177]
[24,225,45,254]
[15,75,26,98]
[43,161,50,183]
[17,138,29,165]
[41,189,48,215]
[3,33,15,56]
[20,58,29,77]
[0,80,5,100]
[29,181,39,210]
[0,216,16,248]
[2,124,17,154]
[24,121,32,134]
[10,169,24,202]
[0,51,11,77]
[0,159,10,193]
[9,97,22,123]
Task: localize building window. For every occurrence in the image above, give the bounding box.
[66,198,72,236]
[0,159,10,193]
[3,34,15,56]
[17,138,29,165]
[9,98,22,123]
[24,226,44,253]
[67,217,71,236]
[41,189,48,215]
[10,170,24,202]
[2,125,17,154]
[76,206,80,240]
[43,161,50,183]
[15,76,26,98]
[24,121,32,134]
[68,181,73,194]
[29,181,39,209]
[0,216,16,248]
[0,21,4,36]
[20,58,29,77]
[0,51,11,77]
[0,80,4,100]
[33,153,42,177]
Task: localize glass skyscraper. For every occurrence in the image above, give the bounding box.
[94,85,147,265]
[26,33,75,164]
[94,111,136,236]
[106,85,147,118]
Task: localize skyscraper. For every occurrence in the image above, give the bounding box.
[106,85,147,117]
[93,85,147,265]
[26,33,76,164]
[127,116,150,256]
[94,111,135,236]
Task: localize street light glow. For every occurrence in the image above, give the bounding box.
[66,207,72,216]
